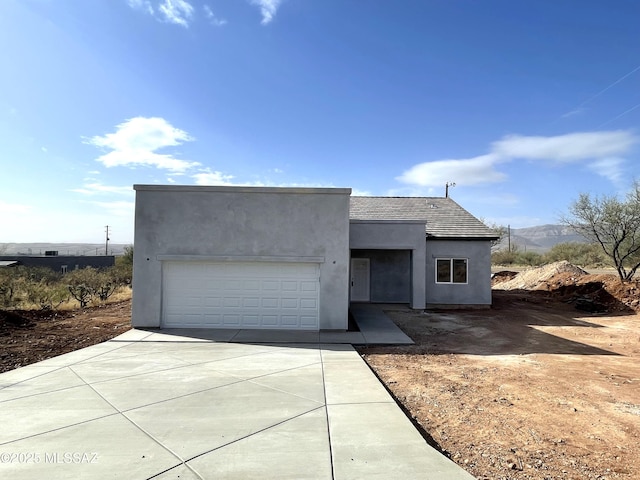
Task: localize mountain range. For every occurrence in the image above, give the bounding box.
[498,224,586,253]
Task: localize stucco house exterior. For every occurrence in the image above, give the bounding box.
[131,185,497,331]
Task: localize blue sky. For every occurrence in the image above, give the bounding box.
[1,0,639,244]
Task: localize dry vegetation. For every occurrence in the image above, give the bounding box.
[0,296,131,373]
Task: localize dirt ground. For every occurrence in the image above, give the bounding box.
[0,301,131,373]
[359,271,640,480]
[1,267,639,479]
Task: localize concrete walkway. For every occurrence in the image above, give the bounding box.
[0,328,474,479]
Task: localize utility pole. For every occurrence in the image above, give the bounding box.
[445,181,456,198]
[105,226,110,256]
[508,225,511,252]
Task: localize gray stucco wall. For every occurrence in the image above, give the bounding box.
[425,239,493,307]
[132,185,351,330]
[351,249,411,303]
[349,221,426,309]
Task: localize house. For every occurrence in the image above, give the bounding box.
[0,254,115,274]
[131,185,498,331]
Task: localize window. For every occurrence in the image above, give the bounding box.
[436,258,467,284]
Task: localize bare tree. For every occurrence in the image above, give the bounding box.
[561,182,640,281]
[480,221,508,250]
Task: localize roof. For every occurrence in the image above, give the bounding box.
[349,197,499,239]
[0,260,19,267]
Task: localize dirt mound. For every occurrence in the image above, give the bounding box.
[494,263,640,312]
[491,270,518,286]
[494,261,587,291]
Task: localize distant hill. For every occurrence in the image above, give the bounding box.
[0,243,131,256]
[496,224,587,253]
[2,226,584,256]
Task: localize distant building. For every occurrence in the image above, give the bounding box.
[0,252,115,273]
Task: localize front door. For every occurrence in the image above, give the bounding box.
[350,258,370,302]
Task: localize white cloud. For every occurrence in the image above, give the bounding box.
[492,131,636,163]
[0,201,31,215]
[86,117,199,172]
[203,5,227,26]
[128,0,195,27]
[385,186,439,197]
[91,201,136,217]
[397,154,506,188]
[398,130,638,188]
[158,0,194,27]
[588,157,626,185]
[192,169,235,185]
[71,183,133,196]
[127,0,154,15]
[251,0,282,25]
[351,188,372,196]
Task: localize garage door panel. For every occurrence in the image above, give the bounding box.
[223,297,241,308]
[162,262,319,329]
[204,297,222,307]
[262,280,279,291]
[300,316,317,327]
[242,298,260,308]
[244,280,260,290]
[281,281,298,291]
[300,281,318,292]
[281,298,298,309]
[262,315,279,326]
[281,315,298,326]
[261,297,279,308]
[300,298,317,309]
[203,314,222,325]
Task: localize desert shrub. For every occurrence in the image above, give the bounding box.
[22,266,62,284]
[0,269,18,307]
[109,246,133,287]
[94,270,119,301]
[118,245,134,266]
[108,264,132,287]
[66,267,120,307]
[24,280,69,310]
[0,267,67,310]
[516,251,545,267]
[66,267,100,308]
[492,249,519,265]
[544,242,608,267]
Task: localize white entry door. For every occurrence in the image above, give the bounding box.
[350,258,370,302]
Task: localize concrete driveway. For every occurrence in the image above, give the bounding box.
[0,328,474,479]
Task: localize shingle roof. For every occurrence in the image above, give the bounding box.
[349,197,499,239]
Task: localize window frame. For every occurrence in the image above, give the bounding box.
[435,258,468,285]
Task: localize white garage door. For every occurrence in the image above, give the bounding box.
[162,262,320,329]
